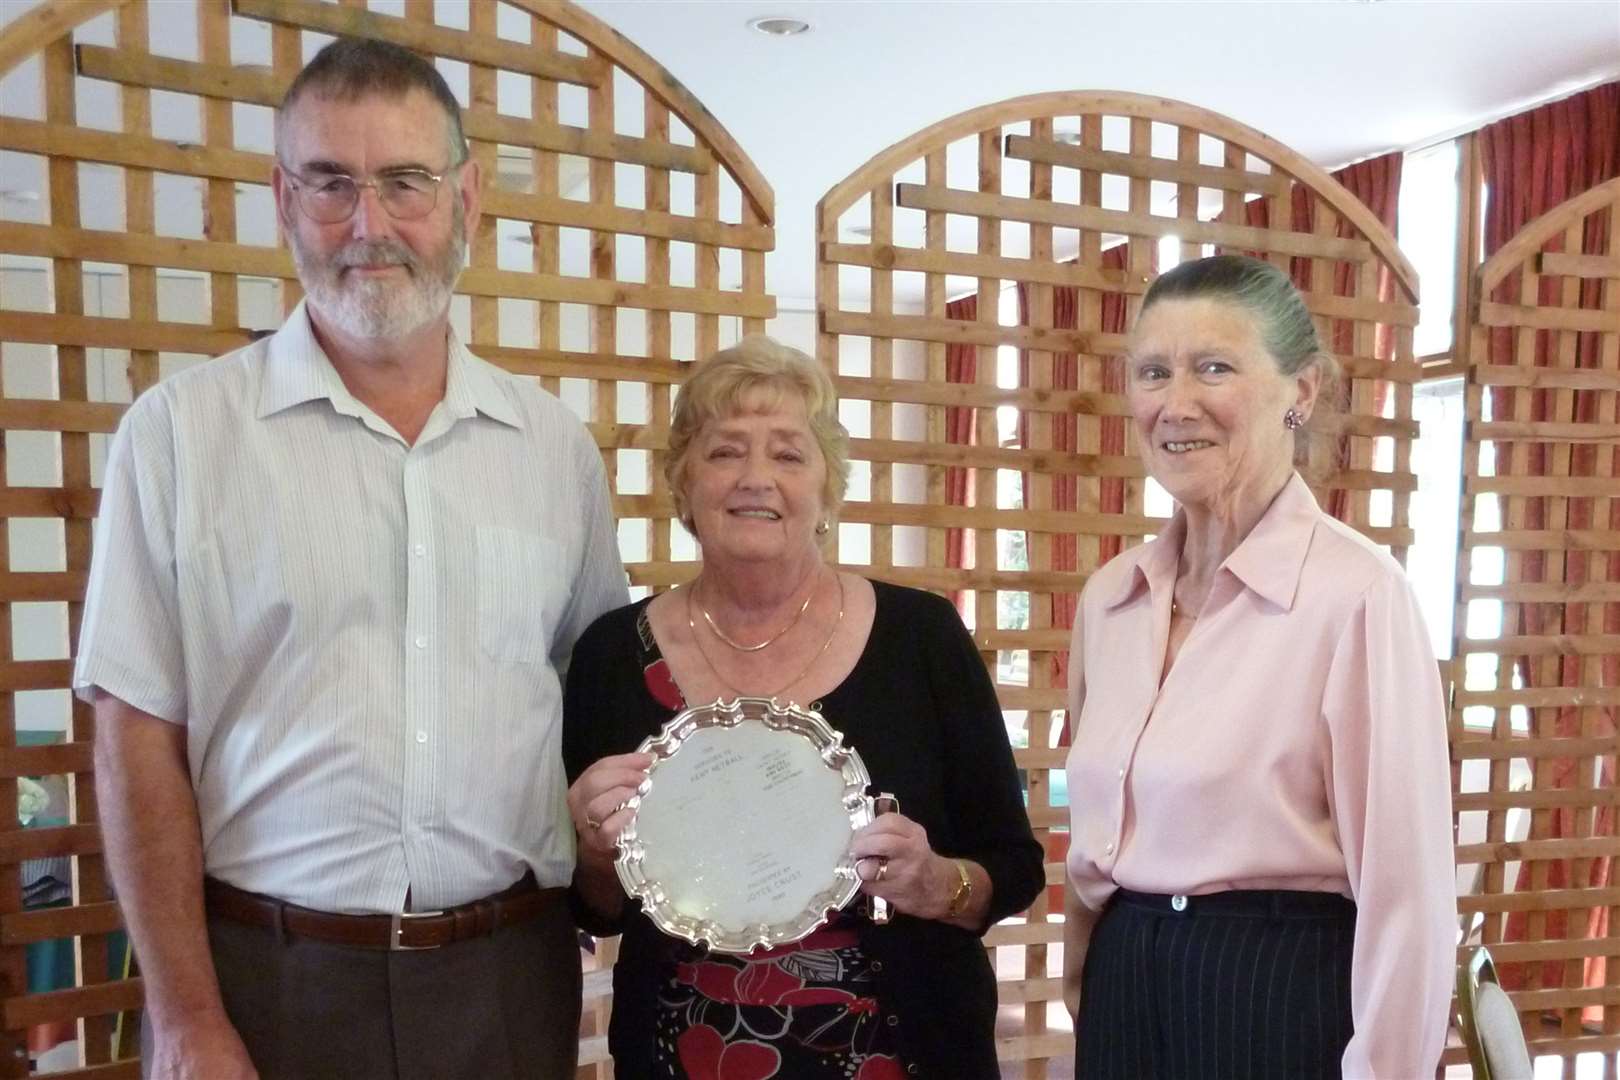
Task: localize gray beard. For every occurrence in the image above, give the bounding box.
[291,207,465,342]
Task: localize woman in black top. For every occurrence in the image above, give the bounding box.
[561,337,1044,1079]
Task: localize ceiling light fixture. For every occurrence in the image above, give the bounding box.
[747,15,811,37]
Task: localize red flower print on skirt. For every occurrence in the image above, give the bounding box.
[676,958,857,1008]
[677,1023,781,1080]
[855,1054,906,1080]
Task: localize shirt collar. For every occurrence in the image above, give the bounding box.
[1104,472,1320,614]
[257,300,521,430]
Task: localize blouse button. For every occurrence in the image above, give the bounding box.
[1104,842,1115,854]
[906,1066,919,1075]
[886,1015,900,1027]
[809,700,824,713]
[1171,894,1188,912]
[870,961,883,974]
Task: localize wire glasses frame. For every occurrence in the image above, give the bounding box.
[280,162,462,224]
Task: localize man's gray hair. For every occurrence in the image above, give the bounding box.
[276,37,467,168]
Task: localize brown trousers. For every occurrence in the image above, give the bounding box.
[143,898,581,1080]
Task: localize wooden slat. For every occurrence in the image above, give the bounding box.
[0,741,93,779]
[459,267,773,320]
[0,116,269,185]
[1462,529,1620,551]
[823,309,1118,355]
[0,660,75,693]
[1456,836,1620,864]
[0,400,124,435]
[0,571,88,603]
[832,374,1132,418]
[231,0,602,86]
[1003,134,1290,196]
[2,978,140,1029]
[1452,735,1620,762]
[0,823,100,863]
[1538,251,1620,279]
[0,488,99,520]
[1471,364,1620,392]
[1478,301,1618,333]
[895,182,1375,263]
[72,46,710,175]
[1456,634,1620,657]
[1472,420,1620,444]
[1,901,123,946]
[1453,687,1620,709]
[481,189,770,251]
[821,241,1148,293]
[1454,787,1620,812]
[1458,887,1620,914]
[0,311,251,356]
[0,221,288,279]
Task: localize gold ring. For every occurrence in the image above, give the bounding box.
[875,858,889,883]
[585,815,601,830]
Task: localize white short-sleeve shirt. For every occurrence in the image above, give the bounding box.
[73,301,628,913]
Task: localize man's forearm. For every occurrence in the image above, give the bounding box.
[93,694,229,1028]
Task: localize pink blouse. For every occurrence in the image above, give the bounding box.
[1064,474,1456,1078]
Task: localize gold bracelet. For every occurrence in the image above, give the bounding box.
[944,858,973,919]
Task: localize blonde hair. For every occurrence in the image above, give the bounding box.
[666,336,850,531]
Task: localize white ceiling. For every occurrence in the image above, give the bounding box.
[576,0,1620,309]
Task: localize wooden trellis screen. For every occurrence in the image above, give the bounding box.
[815,91,1421,1074]
[0,0,772,1075]
[1451,175,1620,1071]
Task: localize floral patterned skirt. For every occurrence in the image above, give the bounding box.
[653,917,906,1079]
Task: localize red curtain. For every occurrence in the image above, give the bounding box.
[1014,246,1138,694]
[943,294,978,613]
[1481,81,1620,1000]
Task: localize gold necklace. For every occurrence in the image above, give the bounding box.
[695,572,816,652]
[687,572,845,701]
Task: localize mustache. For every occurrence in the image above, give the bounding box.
[334,241,418,271]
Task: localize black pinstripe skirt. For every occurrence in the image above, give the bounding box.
[1074,889,1356,1080]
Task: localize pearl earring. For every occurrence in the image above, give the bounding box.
[815,520,830,536]
[1283,409,1303,431]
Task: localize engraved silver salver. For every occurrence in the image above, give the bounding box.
[614,697,874,954]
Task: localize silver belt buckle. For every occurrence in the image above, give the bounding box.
[391,909,444,951]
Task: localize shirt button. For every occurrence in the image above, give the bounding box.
[415,731,428,744]
[1171,894,1188,912]
[414,635,428,649]
[413,544,426,557]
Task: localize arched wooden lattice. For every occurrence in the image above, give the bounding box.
[1451,176,1620,1071]
[815,91,1421,1074]
[0,0,772,1074]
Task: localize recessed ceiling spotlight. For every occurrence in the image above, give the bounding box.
[747,15,811,37]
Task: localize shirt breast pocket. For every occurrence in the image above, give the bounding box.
[476,526,563,665]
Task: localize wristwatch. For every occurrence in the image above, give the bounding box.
[944,859,973,919]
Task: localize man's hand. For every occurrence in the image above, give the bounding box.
[147,1015,258,1080]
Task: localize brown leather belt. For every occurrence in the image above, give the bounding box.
[204,873,565,952]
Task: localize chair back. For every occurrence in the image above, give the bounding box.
[1457,946,1534,1080]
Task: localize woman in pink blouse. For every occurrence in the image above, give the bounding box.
[1063,255,1456,1079]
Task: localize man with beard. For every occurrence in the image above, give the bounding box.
[73,38,626,1080]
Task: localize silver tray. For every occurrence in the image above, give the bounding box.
[614,697,874,954]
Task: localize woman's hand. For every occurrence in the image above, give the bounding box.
[567,752,652,866]
[850,812,976,923]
